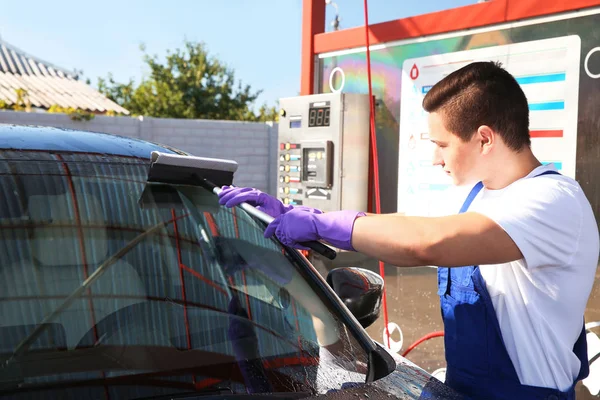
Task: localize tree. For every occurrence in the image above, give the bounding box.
[98,41,278,122]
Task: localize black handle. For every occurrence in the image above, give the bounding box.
[303,240,337,260]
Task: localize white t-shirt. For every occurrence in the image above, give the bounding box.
[437,164,599,391]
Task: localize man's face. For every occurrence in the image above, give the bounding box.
[427,111,481,186]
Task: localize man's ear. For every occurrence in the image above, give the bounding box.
[477,125,495,154]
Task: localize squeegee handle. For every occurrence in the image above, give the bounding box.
[236,201,336,260]
[211,187,336,260]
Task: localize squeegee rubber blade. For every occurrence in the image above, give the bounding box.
[148,163,234,187]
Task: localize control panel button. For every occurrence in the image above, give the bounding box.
[281,198,302,206]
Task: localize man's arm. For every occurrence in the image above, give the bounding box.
[351,212,523,267]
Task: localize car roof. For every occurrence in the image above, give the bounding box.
[0,124,186,159]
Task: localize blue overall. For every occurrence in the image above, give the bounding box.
[438,171,589,400]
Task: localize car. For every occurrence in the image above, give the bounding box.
[0,124,467,399]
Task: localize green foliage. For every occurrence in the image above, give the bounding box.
[0,89,31,111]
[256,104,280,123]
[98,41,279,122]
[1,89,33,112]
[0,89,94,121]
[47,104,95,121]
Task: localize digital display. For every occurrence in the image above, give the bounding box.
[289,119,302,129]
[308,106,330,127]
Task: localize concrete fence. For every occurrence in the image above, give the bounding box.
[0,110,279,195]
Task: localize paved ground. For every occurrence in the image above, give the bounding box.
[311,253,600,399]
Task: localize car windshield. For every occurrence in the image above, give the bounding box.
[0,151,369,399]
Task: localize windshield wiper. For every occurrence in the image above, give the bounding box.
[132,387,234,399]
[2,219,173,369]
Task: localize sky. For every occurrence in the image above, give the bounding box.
[0,0,477,110]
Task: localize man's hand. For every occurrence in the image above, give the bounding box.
[218,186,322,218]
[264,209,366,251]
[218,186,290,218]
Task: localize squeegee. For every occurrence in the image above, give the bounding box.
[147,151,337,260]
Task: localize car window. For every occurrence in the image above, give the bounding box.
[0,151,369,398]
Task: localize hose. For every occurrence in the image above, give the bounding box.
[402,331,445,358]
[362,0,390,349]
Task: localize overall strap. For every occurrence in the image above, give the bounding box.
[459,181,484,214]
[440,169,554,296]
[439,181,485,296]
[535,170,561,177]
[460,168,557,214]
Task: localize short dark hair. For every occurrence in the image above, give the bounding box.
[422,61,530,150]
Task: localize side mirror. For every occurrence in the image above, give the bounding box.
[326,267,384,329]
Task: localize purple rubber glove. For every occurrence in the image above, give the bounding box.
[218,186,322,218]
[264,209,366,251]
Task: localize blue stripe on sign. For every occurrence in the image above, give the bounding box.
[542,161,563,170]
[422,86,432,94]
[429,184,451,191]
[529,101,564,111]
[516,73,566,85]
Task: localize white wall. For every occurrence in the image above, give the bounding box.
[0,110,279,194]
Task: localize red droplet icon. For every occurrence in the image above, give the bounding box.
[409,134,416,149]
[410,64,419,80]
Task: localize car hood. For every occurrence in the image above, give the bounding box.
[306,351,467,400]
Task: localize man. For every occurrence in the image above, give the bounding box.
[218,61,599,400]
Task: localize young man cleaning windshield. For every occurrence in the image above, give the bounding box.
[218,61,600,400]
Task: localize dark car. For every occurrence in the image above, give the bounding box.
[0,124,466,399]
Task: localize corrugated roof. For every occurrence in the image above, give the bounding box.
[0,39,129,115]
